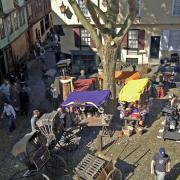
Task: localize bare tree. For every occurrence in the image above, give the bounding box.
[69,0,136,99]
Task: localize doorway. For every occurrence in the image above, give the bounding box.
[150,36,160,58]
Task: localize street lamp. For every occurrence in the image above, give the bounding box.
[60,1,67,14]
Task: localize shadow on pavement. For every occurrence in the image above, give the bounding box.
[165,162,180,180]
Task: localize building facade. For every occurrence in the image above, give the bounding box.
[0,0,29,82]
[26,0,52,48]
[51,0,180,72]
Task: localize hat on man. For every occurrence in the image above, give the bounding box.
[159,147,165,157]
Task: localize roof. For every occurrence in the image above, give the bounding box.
[61,90,111,108]
[119,78,149,102]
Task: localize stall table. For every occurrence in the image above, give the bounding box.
[79,115,112,137]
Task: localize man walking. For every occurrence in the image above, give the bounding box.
[151,147,171,180]
[1,102,16,132]
[30,110,40,131]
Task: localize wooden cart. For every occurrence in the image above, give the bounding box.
[73,153,122,180]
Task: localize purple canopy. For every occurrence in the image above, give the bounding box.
[61,90,111,107]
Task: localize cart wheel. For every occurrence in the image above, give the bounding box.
[45,153,68,177]
[26,131,46,159]
[106,168,122,180]
[8,169,50,180]
[60,130,79,151]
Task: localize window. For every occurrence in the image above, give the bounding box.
[7,15,13,34]
[80,28,91,46]
[0,18,5,39]
[19,8,25,26]
[169,30,180,50]
[40,20,45,35]
[13,11,19,30]
[136,0,141,17]
[78,0,89,17]
[45,15,49,30]
[27,3,32,17]
[128,30,139,49]
[172,0,180,16]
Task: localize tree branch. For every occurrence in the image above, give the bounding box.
[83,0,104,31]
[68,0,102,48]
[88,1,107,23]
[113,0,136,45]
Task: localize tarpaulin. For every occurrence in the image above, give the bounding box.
[99,71,141,82]
[74,78,96,92]
[119,78,149,102]
[61,90,111,107]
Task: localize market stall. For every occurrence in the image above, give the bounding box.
[118,78,150,136]
[61,90,112,137]
[98,71,141,88]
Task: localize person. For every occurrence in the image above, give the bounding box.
[11,82,21,112]
[132,64,136,72]
[57,107,66,128]
[151,147,171,180]
[0,80,11,103]
[30,110,40,131]
[51,84,59,110]
[1,102,16,132]
[19,87,29,116]
[78,69,87,79]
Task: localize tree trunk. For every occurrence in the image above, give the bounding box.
[99,44,118,100]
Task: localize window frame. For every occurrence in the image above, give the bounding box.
[168,29,180,51]
[80,28,91,47]
[136,0,142,17]
[172,0,180,16]
[78,0,89,17]
[128,29,139,49]
[7,15,13,34]
[13,11,19,31]
[0,18,6,39]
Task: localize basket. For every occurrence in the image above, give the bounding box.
[122,128,133,137]
[136,127,143,135]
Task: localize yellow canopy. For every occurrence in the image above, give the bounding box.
[119,78,149,102]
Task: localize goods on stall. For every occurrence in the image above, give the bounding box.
[118,78,150,136]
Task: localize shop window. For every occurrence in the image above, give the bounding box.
[13,11,19,30]
[45,15,49,30]
[40,20,45,35]
[7,15,13,34]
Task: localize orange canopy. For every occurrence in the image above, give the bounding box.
[99,71,141,83]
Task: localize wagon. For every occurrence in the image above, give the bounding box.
[10,131,68,179]
[73,153,122,180]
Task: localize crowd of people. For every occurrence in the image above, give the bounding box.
[0,79,30,132]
